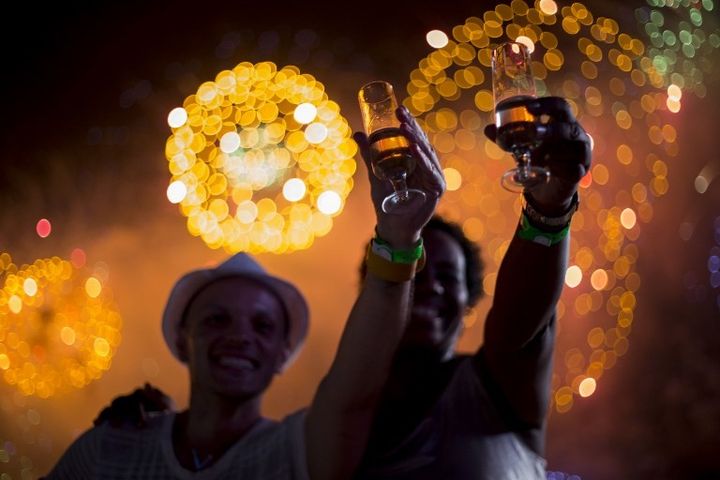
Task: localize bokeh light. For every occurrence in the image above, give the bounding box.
[711,217,720,312]
[166,180,188,204]
[405,1,677,413]
[165,61,356,254]
[635,0,720,100]
[35,219,51,239]
[282,178,307,202]
[0,253,122,398]
[167,107,188,128]
[427,29,450,49]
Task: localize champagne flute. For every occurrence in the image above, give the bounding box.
[358,81,426,214]
[492,42,550,192]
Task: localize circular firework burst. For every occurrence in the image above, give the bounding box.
[0,252,121,398]
[635,0,720,100]
[407,0,677,413]
[165,61,357,254]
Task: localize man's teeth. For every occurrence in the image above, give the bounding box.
[218,357,255,370]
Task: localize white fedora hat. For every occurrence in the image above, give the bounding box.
[161,253,309,369]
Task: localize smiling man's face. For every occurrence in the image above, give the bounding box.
[180,277,289,400]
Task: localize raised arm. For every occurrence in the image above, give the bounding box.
[305,107,445,480]
[476,97,591,447]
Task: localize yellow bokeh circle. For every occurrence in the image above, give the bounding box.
[165,61,356,254]
[0,253,121,398]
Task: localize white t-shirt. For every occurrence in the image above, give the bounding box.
[45,410,308,480]
[356,357,547,480]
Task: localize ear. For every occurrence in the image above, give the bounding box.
[274,345,291,374]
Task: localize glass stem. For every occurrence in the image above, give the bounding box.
[513,149,532,183]
[389,172,410,203]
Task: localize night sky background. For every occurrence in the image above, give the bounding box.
[1,1,719,478]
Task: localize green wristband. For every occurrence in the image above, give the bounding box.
[372,236,424,264]
[517,213,570,246]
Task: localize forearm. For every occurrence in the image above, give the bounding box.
[306,273,412,480]
[484,224,568,351]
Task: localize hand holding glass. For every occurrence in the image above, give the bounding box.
[358,81,426,214]
[492,42,550,192]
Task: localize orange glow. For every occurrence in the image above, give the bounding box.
[591,269,609,290]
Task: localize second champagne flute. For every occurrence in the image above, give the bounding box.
[358,80,426,214]
[492,41,550,192]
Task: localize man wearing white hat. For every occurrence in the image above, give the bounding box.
[46,106,445,479]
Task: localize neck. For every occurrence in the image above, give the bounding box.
[173,390,263,470]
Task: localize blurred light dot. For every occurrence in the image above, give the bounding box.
[711,271,720,288]
[167,107,188,128]
[23,278,38,297]
[591,269,609,290]
[0,354,9,370]
[679,222,694,241]
[27,409,41,425]
[695,175,709,194]
[85,277,102,298]
[620,208,637,229]
[71,248,87,268]
[36,219,52,238]
[426,30,449,49]
[667,84,682,101]
[60,326,76,346]
[443,167,462,191]
[283,178,307,202]
[220,131,241,153]
[539,0,558,15]
[8,295,22,314]
[709,256,720,273]
[565,265,583,288]
[305,122,328,144]
[293,103,317,124]
[317,190,342,215]
[167,181,188,204]
[579,377,597,397]
[579,171,593,189]
[515,35,535,54]
[667,97,681,113]
[236,200,258,224]
[94,337,110,357]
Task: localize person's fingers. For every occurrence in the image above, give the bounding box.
[410,143,445,198]
[484,124,497,142]
[527,96,574,122]
[397,107,436,162]
[538,121,587,144]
